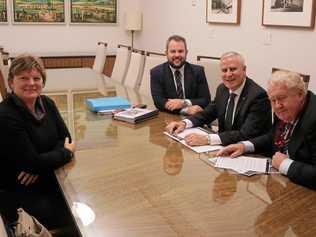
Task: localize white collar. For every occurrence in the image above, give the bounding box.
[169,64,185,75]
[229,77,247,96]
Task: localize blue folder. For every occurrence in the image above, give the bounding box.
[86,96,131,112]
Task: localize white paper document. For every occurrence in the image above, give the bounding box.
[164,127,223,153]
[210,156,269,175]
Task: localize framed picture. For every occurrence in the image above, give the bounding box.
[206,0,241,24]
[70,0,117,24]
[262,0,316,28]
[0,0,7,23]
[12,0,65,24]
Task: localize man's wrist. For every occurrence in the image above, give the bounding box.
[182,99,192,108]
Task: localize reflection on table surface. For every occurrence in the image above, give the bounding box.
[48,68,316,237]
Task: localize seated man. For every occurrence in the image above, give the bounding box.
[218,70,316,190]
[150,35,210,115]
[166,51,271,146]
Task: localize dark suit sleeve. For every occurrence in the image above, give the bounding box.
[219,92,272,145]
[250,130,275,157]
[189,66,211,108]
[187,101,217,127]
[287,127,316,190]
[48,97,72,148]
[150,66,168,111]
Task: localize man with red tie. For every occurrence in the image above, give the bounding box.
[218,70,316,190]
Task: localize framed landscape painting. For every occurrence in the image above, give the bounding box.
[70,0,117,24]
[13,0,65,24]
[262,0,315,28]
[206,0,241,24]
[0,0,7,23]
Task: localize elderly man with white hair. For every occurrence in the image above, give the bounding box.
[218,70,316,190]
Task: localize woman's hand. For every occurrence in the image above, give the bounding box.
[64,137,76,153]
[17,171,39,186]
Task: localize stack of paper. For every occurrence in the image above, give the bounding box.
[209,156,270,176]
[164,127,223,153]
[114,108,159,124]
[86,96,131,112]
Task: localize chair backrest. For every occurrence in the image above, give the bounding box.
[139,51,166,97]
[124,49,145,89]
[93,42,107,73]
[0,52,10,94]
[0,54,8,99]
[272,67,310,90]
[111,45,131,83]
[196,56,221,98]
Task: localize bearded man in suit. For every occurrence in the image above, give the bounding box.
[150,35,211,115]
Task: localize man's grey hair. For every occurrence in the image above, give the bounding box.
[220,51,245,66]
[268,70,307,96]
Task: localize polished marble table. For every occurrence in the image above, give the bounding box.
[46,68,316,237]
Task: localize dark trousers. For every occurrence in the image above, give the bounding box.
[0,176,78,233]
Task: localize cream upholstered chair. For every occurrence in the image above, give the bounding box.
[123,49,145,89]
[92,42,107,73]
[0,53,8,99]
[196,56,221,98]
[0,52,9,93]
[110,44,131,83]
[272,67,310,90]
[139,51,166,97]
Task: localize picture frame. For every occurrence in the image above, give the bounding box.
[70,0,117,24]
[12,0,65,24]
[206,0,241,24]
[262,0,316,28]
[0,0,7,23]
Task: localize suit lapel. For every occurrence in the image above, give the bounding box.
[183,63,192,98]
[233,78,249,124]
[164,63,177,98]
[288,122,304,157]
[288,93,312,157]
[218,87,230,120]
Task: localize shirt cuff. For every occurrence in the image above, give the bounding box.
[184,99,192,107]
[180,107,188,115]
[241,141,255,153]
[279,158,294,175]
[183,119,193,128]
[208,134,222,145]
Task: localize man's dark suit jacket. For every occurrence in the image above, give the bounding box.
[250,91,316,190]
[188,77,272,145]
[150,62,211,113]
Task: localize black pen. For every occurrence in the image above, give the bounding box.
[265,159,271,173]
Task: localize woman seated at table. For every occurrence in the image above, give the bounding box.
[0,54,76,232]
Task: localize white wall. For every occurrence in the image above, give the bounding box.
[1,0,315,92]
[137,0,316,92]
[0,0,141,54]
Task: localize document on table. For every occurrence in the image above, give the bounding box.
[209,156,271,176]
[164,127,223,153]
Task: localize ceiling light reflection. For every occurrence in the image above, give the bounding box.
[72,202,95,226]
